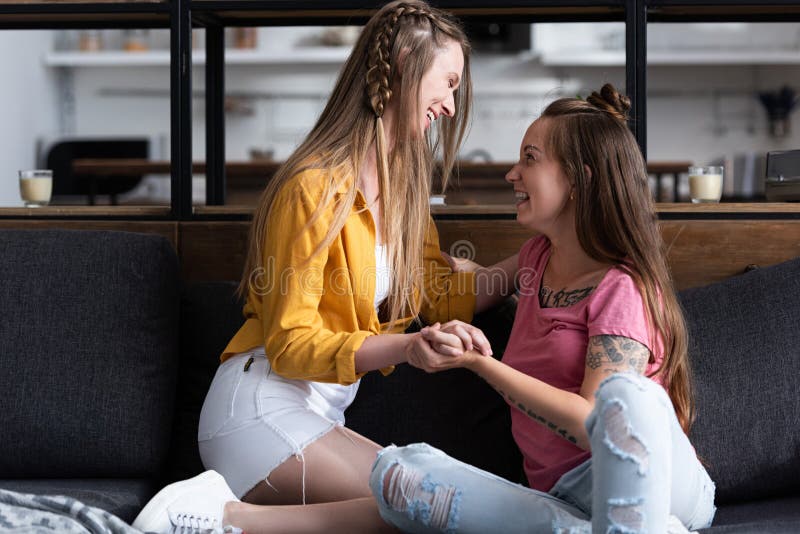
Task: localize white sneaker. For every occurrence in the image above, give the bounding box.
[132,470,239,534]
[667,514,698,534]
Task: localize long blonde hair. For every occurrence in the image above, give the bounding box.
[239,0,472,330]
[542,84,694,434]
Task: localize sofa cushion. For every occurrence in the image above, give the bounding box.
[0,479,156,524]
[679,257,800,505]
[708,494,800,528]
[0,230,180,479]
[702,520,800,534]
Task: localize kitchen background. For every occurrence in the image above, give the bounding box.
[1,22,799,206]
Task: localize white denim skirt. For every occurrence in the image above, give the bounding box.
[197,347,360,498]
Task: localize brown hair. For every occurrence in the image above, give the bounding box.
[238,0,472,329]
[541,84,694,433]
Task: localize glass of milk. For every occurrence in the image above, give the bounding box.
[18,170,53,207]
[688,166,723,203]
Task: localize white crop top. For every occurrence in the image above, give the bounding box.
[374,244,390,310]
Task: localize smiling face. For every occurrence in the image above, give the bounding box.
[505,118,574,233]
[417,39,464,133]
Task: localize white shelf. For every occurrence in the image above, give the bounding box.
[539,49,800,67]
[48,47,798,69]
[44,47,352,67]
[45,51,171,67]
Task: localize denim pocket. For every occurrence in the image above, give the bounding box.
[197,354,248,441]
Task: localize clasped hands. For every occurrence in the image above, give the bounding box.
[406,319,493,373]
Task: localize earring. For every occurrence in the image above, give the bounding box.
[570,190,575,201]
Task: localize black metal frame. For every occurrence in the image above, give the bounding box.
[648,1,800,23]
[626,0,647,158]
[0,3,171,30]
[205,25,226,206]
[170,0,193,218]
[191,1,626,26]
[2,0,800,221]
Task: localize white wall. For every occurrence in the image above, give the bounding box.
[647,65,800,163]
[0,31,58,206]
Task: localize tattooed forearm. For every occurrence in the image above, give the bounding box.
[485,380,579,445]
[585,335,649,375]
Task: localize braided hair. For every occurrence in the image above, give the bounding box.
[365,2,438,118]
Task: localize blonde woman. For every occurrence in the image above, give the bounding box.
[134,1,517,533]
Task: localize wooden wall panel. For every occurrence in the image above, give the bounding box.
[661,220,800,290]
[436,219,800,291]
[0,221,178,248]
[435,220,529,267]
[179,222,250,282]
[4,219,799,291]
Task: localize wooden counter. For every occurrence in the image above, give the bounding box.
[193,203,800,217]
[3,202,800,219]
[0,205,170,217]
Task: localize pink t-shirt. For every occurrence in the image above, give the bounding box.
[503,235,664,492]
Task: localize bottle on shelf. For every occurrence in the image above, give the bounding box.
[233,28,257,49]
[123,29,150,52]
[78,30,103,52]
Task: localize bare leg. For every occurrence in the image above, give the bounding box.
[222,425,397,533]
[243,425,380,504]
[224,497,395,534]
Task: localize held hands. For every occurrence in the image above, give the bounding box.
[406,320,492,373]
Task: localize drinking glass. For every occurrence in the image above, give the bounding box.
[688,166,724,203]
[19,170,53,207]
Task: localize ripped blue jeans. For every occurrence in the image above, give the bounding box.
[369,373,716,533]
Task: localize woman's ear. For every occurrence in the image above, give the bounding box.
[583,164,592,180]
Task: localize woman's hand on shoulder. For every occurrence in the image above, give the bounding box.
[441,250,483,273]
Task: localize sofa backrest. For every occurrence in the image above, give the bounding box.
[680,257,800,505]
[0,230,179,479]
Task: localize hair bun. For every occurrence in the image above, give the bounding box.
[586,83,630,122]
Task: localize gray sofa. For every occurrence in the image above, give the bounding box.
[0,229,798,532]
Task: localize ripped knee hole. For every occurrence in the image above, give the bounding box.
[382,463,459,531]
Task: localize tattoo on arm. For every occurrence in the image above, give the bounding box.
[485,380,579,445]
[585,335,650,375]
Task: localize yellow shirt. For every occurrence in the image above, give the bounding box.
[221,168,477,385]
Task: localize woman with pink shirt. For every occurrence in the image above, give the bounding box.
[370,84,716,533]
